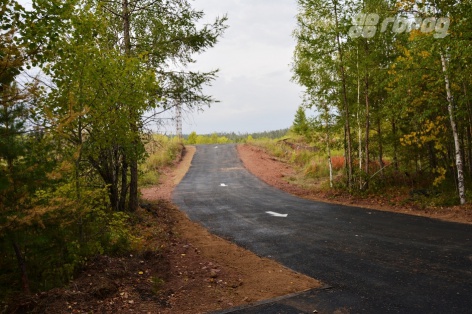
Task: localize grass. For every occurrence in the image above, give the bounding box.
[249,137,345,182]
[139,135,183,187]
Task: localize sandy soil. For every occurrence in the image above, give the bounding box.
[238,144,472,225]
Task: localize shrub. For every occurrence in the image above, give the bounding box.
[0,184,138,299]
[290,150,314,166]
[331,156,345,170]
[140,135,183,186]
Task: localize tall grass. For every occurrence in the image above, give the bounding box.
[247,137,290,159]
[248,137,344,180]
[139,135,183,186]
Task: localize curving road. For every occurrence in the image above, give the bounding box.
[173,144,472,313]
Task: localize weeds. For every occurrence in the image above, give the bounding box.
[139,135,183,187]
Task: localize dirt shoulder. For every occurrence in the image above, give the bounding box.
[238,144,472,225]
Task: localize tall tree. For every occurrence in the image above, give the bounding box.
[1,0,55,294]
[293,0,355,188]
[27,0,227,212]
[0,0,31,294]
[292,106,310,137]
[98,0,227,211]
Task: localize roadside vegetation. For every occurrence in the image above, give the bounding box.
[0,133,184,305]
[183,129,289,145]
[289,0,472,208]
[139,135,184,187]
[1,0,225,304]
[247,107,472,211]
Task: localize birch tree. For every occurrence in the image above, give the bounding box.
[97,0,227,211]
[293,0,355,188]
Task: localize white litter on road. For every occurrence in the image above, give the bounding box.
[266,211,288,218]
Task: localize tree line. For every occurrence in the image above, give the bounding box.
[183,129,290,144]
[292,0,472,204]
[0,0,226,297]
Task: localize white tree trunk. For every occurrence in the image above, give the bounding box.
[324,103,333,188]
[441,53,466,205]
[327,132,333,188]
[357,48,362,178]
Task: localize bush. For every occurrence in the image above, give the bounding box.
[0,184,138,299]
[184,132,233,145]
[140,135,183,186]
[331,156,345,170]
[290,150,314,166]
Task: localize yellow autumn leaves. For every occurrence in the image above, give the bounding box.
[400,117,448,186]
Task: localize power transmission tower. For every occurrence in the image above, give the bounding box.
[175,101,182,139]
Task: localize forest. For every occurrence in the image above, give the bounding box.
[291,0,472,205]
[0,0,226,299]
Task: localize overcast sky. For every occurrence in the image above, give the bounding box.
[183,0,303,134]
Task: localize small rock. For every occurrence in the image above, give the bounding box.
[210,269,219,278]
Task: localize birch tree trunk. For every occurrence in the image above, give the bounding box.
[441,53,466,205]
[333,1,353,190]
[327,129,334,188]
[464,83,472,176]
[325,105,333,188]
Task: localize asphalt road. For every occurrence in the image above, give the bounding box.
[173,144,472,313]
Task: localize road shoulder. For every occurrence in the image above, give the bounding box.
[238,143,472,225]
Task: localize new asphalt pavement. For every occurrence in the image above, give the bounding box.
[172,144,472,313]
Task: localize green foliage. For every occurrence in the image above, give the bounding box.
[0,182,137,299]
[290,150,313,165]
[304,160,332,179]
[140,135,183,186]
[1,0,227,300]
[184,132,233,145]
[187,131,198,144]
[292,0,472,202]
[183,129,290,143]
[249,138,288,159]
[292,106,310,138]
